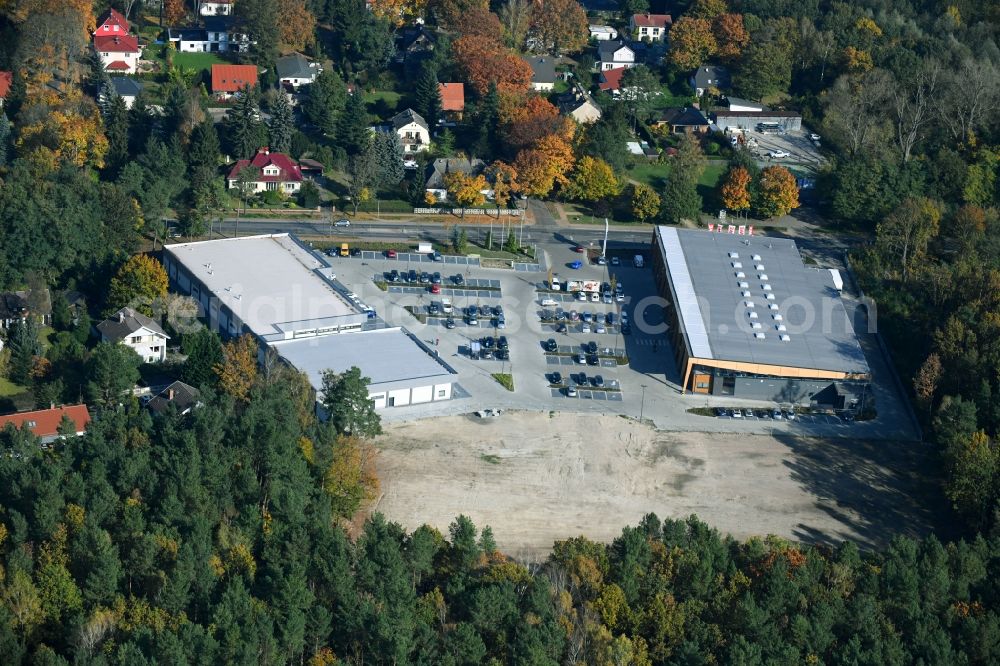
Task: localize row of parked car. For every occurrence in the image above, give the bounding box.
[548,371,606,392]
[716,407,796,420]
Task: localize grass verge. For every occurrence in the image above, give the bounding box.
[491,373,514,391]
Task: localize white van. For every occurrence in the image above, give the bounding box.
[441,298,453,314]
[540,298,559,307]
[550,277,561,290]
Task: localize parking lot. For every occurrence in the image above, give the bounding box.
[749,128,824,171]
[314,241,910,440]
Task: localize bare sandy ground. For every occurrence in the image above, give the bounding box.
[373,412,939,557]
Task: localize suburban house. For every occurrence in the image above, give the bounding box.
[654,107,710,134]
[525,55,557,92]
[425,158,487,202]
[97,307,169,363]
[108,77,143,109]
[597,40,635,71]
[556,88,602,124]
[211,64,258,99]
[438,82,465,122]
[691,65,730,97]
[630,13,671,41]
[395,26,436,66]
[589,25,618,41]
[200,0,233,15]
[0,289,51,330]
[0,404,91,444]
[276,54,322,89]
[147,381,201,416]
[93,9,141,74]
[168,17,248,53]
[389,108,430,154]
[227,147,304,194]
[0,71,11,107]
[598,67,626,95]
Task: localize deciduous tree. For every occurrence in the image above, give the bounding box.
[630,183,661,222]
[214,334,259,403]
[713,14,749,61]
[720,166,751,216]
[164,0,186,25]
[369,0,428,27]
[499,0,532,50]
[322,435,380,518]
[565,156,619,204]
[485,161,518,207]
[875,196,940,281]
[453,34,533,96]
[279,0,317,52]
[444,171,488,214]
[430,0,488,29]
[755,165,799,220]
[530,0,588,54]
[668,17,716,71]
[107,254,169,317]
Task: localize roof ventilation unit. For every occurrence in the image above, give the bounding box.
[742,290,752,298]
[736,271,746,278]
[751,322,762,330]
[773,314,783,321]
[744,300,755,308]
[762,284,772,291]
[754,332,766,340]
[759,274,768,281]
[748,311,758,319]
[738,281,749,288]
[732,261,742,268]
[766,293,776,300]
[752,254,761,261]
[729,252,739,258]
[769,303,779,310]
[755,264,765,271]
[779,334,791,342]
[776,324,786,331]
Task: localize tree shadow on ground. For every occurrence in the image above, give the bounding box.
[774,432,951,550]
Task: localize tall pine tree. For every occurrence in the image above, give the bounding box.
[413,63,441,129]
[303,69,347,136]
[104,95,130,178]
[371,130,405,191]
[268,92,294,154]
[338,92,371,156]
[0,112,11,167]
[223,86,267,159]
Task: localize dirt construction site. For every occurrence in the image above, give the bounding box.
[373,412,943,558]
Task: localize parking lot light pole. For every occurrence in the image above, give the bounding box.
[640,384,647,422]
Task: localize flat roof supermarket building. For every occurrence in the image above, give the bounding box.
[163,234,456,409]
[651,226,870,409]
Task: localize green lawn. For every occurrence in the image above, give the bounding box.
[365,90,403,116]
[0,376,26,398]
[144,43,228,76]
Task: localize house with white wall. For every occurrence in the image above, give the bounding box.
[97,307,169,363]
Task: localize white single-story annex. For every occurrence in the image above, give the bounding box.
[273,327,456,409]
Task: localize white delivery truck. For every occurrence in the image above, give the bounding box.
[417,242,433,253]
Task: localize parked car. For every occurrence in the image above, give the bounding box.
[586,354,600,366]
[543,339,558,352]
[585,341,598,354]
[606,313,617,325]
[772,409,783,420]
[494,305,504,317]
[595,323,606,334]
[715,408,728,417]
[576,291,588,301]
[495,348,509,360]
[556,322,568,333]
[550,371,562,384]
[334,219,350,227]
[575,354,586,364]
[453,274,464,285]
[432,272,442,284]
[495,315,505,328]
[767,150,790,158]
[445,318,456,329]
[784,409,796,420]
[582,311,593,323]
[595,255,607,265]
[566,385,578,397]
[419,272,431,284]
[593,375,605,387]
[386,249,397,258]
[350,248,362,257]
[570,260,583,269]
[590,292,600,302]
[388,270,400,282]
[408,270,418,283]
[430,283,441,294]
[432,251,443,261]
[481,337,494,349]
[541,298,559,307]
[809,132,821,142]
[427,303,440,315]
[732,409,743,418]
[621,322,631,335]
[467,314,479,326]
[573,245,586,253]
[569,310,580,321]
[610,256,620,266]
[497,336,509,350]
[581,323,591,333]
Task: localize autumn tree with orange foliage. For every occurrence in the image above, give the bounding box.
[163,0,186,26]
[500,95,561,148]
[669,17,717,70]
[713,14,750,61]
[16,90,108,169]
[453,34,533,96]
[430,0,487,29]
[755,165,799,219]
[453,6,502,39]
[485,161,518,207]
[215,335,259,403]
[514,132,575,197]
[279,0,317,52]
[720,166,752,216]
[530,0,588,54]
[321,435,381,519]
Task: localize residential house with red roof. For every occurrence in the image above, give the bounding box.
[438,82,464,122]
[211,64,258,99]
[0,70,11,108]
[598,67,626,95]
[227,148,303,194]
[93,9,141,74]
[0,404,91,444]
[630,13,671,41]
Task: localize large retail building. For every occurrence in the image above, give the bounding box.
[651,226,870,409]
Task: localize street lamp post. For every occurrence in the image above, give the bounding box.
[640,384,647,422]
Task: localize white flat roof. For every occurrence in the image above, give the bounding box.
[272,327,456,393]
[165,234,364,338]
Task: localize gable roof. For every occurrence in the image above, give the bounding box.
[148,381,201,415]
[598,67,626,91]
[598,40,633,62]
[391,108,428,131]
[169,26,208,42]
[203,16,235,32]
[276,53,316,80]
[556,89,599,115]
[632,13,671,28]
[0,292,28,320]
[111,77,143,97]
[425,158,486,190]
[658,107,709,127]
[94,34,140,53]
[97,307,169,342]
[105,61,130,71]
[97,8,130,33]
[524,55,557,84]
[438,82,464,111]
[227,148,303,183]
[692,65,730,90]
[0,71,11,99]
[211,64,258,92]
[0,404,91,439]
[398,26,436,52]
